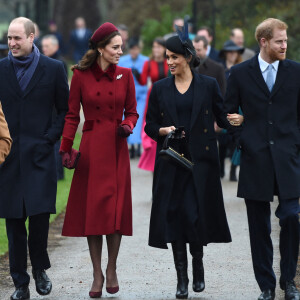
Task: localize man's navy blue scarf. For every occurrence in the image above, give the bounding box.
[8,43,40,91]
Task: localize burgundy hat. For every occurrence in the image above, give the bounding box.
[90,22,118,44]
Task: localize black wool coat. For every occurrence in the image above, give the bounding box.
[145,73,232,249]
[224,55,300,201]
[0,55,69,218]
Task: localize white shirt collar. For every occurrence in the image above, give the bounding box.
[258,53,279,72]
[206,45,211,56]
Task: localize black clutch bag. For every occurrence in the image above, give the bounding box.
[159,131,194,172]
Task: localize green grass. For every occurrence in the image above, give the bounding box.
[0,133,81,255]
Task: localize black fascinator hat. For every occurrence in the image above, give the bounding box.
[166,16,196,57]
[166,17,199,68]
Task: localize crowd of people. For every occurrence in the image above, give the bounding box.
[0,14,299,300]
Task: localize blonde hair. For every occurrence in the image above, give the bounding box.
[255,18,288,44]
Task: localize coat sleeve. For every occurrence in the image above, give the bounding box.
[223,67,243,142]
[211,79,229,129]
[46,61,69,144]
[121,70,139,129]
[0,102,12,164]
[138,60,149,86]
[60,70,81,153]
[144,83,162,142]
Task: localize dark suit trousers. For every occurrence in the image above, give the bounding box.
[245,197,299,291]
[6,213,51,288]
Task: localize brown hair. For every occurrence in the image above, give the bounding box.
[255,18,288,44]
[72,31,120,71]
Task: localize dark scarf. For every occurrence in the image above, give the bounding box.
[8,43,40,91]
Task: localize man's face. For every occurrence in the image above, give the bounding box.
[262,28,287,62]
[42,38,58,57]
[129,45,140,60]
[231,29,244,47]
[7,22,34,57]
[193,40,207,59]
[197,29,212,44]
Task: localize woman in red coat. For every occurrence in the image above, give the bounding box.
[59,23,138,298]
[137,38,169,172]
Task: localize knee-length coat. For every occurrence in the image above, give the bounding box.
[145,73,232,249]
[60,63,138,236]
[0,56,69,218]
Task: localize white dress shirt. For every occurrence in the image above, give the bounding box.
[258,53,279,84]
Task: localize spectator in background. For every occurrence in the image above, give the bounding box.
[193,35,226,96]
[47,21,65,55]
[42,34,67,73]
[69,17,92,63]
[118,37,148,158]
[163,17,184,40]
[137,37,169,175]
[230,28,255,61]
[197,26,220,62]
[42,34,68,181]
[117,24,129,54]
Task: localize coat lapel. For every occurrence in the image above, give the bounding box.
[4,59,22,98]
[248,55,270,97]
[270,60,289,97]
[23,57,45,98]
[163,76,179,125]
[190,72,205,130]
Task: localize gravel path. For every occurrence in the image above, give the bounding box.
[0,159,289,299]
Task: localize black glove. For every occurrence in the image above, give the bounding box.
[131,68,140,80]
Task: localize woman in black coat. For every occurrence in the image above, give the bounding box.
[145,30,233,299]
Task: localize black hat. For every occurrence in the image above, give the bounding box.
[219,40,244,58]
[166,16,196,57]
[166,35,195,56]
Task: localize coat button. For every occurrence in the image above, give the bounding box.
[109,91,113,95]
[269,140,274,145]
[268,121,273,125]
[110,105,113,109]
[96,119,100,123]
[96,79,100,82]
[205,146,209,151]
[204,128,208,133]
[161,112,164,117]
[97,92,100,96]
[269,101,272,104]
[205,110,209,115]
[96,106,100,110]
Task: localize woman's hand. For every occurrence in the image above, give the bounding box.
[227,113,244,126]
[159,126,176,136]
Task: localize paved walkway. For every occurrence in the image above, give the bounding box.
[0,159,285,299]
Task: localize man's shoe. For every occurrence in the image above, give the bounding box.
[258,289,275,300]
[32,269,52,296]
[280,280,300,300]
[10,286,30,300]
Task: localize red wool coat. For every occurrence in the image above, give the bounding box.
[60,63,138,236]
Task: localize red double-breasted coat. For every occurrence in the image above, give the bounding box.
[60,62,138,236]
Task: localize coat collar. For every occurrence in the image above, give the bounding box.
[163,71,205,130]
[4,56,45,98]
[249,54,289,97]
[91,62,116,81]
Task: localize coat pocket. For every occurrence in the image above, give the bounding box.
[82,120,94,132]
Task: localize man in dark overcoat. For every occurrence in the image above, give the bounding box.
[0,17,69,300]
[224,18,300,300]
